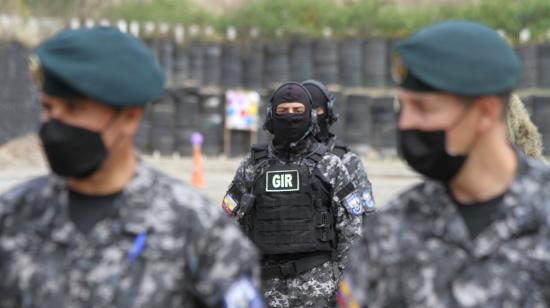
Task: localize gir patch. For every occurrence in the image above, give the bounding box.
[266,170,299,192]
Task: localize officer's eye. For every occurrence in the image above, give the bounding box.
[40,100,53,112]
[293,107,305,114]
[276,107,289,114]
[64,99,85,114]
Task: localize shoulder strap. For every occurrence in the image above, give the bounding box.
[307,143,329,164]
[330,144,349,159]
[250,143,269,163]
[249,144,271,193]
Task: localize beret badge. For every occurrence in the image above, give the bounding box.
[29,55,44,87]
[391,52,408,84]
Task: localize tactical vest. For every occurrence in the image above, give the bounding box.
[244,144,337,278]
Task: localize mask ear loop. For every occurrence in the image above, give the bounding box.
[101,107,127,154]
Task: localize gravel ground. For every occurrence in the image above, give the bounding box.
[0,135,421,206]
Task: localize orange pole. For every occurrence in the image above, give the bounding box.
[191,144,205,188]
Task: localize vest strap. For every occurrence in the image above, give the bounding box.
[251,143,269,162]
[331,144,349,158]
[260,253,332,279]
[307,143,329,164]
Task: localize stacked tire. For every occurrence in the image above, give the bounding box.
[339,39,363,87]
[150,94,176,155]
[222,43,242,88]
[265,40,290,87]
[290,38,313,82]
[203,43,222,86]
[314,39,339,85]
[364,38,389,87]
[174,88,201,156]
[242,40,264,89]
[344,94,371,149]
[370,97,397,154]
[531,95,550,155]
[200,92,224,156]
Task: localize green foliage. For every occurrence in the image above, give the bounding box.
[4,0,550,43]
[217,0,340,37]
[105,0,211,25]
[467,0,550,42]
[216,0,550,41]
[0,0,81,17]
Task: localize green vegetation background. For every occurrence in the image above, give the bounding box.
[3,0,550,43]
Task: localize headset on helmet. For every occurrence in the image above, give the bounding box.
[302,79,339,125]
[263,82,318,136]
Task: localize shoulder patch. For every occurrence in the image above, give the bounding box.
[342,190,365,216]
[223,276,264,308]
[222,193,239,216]
[360,187,376,213]
[337,277,361,308]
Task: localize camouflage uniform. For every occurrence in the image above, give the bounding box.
[340,154,550,307]
[0,160,260,308]
[326,137,375,213]
[225,141,364,307]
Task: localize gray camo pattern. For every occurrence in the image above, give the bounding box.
[343,154,550,307]
[0,160,260,308]
[227,142,363,307]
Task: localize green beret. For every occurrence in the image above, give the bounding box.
[32,26,165,107]
[393,20,521,96]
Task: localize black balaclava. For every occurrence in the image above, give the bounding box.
[303,83,330,142]
[269,83,313,153]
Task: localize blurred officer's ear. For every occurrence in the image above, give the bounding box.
[118,106,145,136]
[472,95,507,134]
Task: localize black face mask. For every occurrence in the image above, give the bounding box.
[397,129,467,183]
[39,119,109,178]
[316,113,330,142]
[272,113,310,148]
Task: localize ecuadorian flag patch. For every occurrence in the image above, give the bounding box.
[222,193,238,216]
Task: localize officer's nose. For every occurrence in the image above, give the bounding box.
[397,104,419,130]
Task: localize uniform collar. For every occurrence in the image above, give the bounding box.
[422,150,543,256]
[40,158,153,245]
